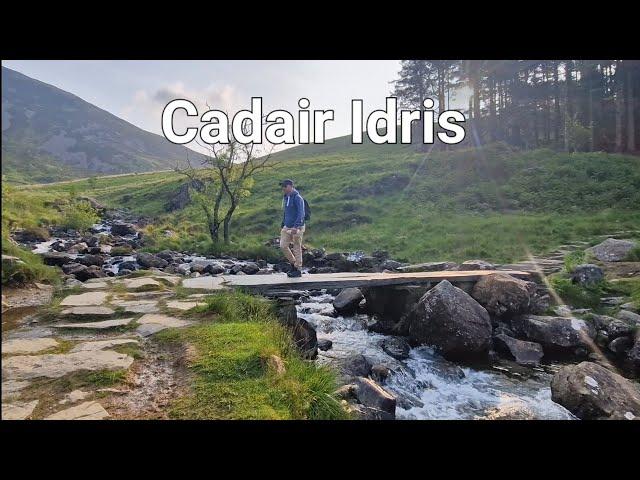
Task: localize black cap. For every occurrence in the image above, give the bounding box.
[279,179,294,187]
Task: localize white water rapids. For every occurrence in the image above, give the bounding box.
[297,293,576,420]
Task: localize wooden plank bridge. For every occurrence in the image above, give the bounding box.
[181,269,531,293]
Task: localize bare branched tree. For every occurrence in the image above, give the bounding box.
[175,112,279,244]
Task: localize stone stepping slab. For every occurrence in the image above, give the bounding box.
[52,318,135,330]
[2,338,59,355]
[122,277,162,290]
[1,380,31,401]
[81,282,110,290]
[70,339,139,353]
[45,401,109,420]
[60,306,115,316]
[182,276,227,290]
[2,350,134,381]
[152,275,181,286]
[118,291,173,299]
[136,314,190,337]
[2,400,39,420]
[165,300,204,311]
[59,292,109,307]
[110,299,159,314]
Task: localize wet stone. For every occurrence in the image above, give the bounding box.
[110,299,159,313]
[165,300,203,311]
[123,277,162,290]
[45,401,109,420]
[2,350,134,380]
[135,314,190,337]
[2,337,59,355]
[70,339,139,353]
[60,306,115,316]
[59,292,109,307]
[52,317,135,330]
[2,400,39,420]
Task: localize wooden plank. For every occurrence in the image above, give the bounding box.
[218,270,530,292]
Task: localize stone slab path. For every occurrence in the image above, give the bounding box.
[2,272,196,420]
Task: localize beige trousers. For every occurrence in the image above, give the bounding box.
[280,225,305,268]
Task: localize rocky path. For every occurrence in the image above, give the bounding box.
[1,271,208,420]
[500,229,640,277]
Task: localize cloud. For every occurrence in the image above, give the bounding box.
[120,81,243,155]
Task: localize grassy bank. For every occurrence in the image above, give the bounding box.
[156,291,347,420]
[5,143,640,264]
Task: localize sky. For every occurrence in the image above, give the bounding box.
[2,60,468,152]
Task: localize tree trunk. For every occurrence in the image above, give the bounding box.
[223,202,238,244]
[554,62,561,148]
[615,60,623,152]
[489,75,496,142]
[565,61,573,151]
[626,65,636,152]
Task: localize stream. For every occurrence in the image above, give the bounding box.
[27,219,577,420]
[297,293,575,420]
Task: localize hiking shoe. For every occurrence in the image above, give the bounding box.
[287,267,302,278]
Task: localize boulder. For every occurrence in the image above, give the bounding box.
[511,315,596,354]
[77,254,105,267]
[68,242,89,254]
[458,260,495,271]
[333,288,364,315]
[381,336,411,360]
[628,332,640,371]
[336,354,372,378]
[276,299,317,359]
[616,310,640,326]
[471,273,533,317]
[76,265,105,281]
[317,339,333,351]
[588,238,637,262]
[85,236,101,247]
[408,280,492,361]
[241,262,260,275]
[371,364,391,382]
[42,252,75,267]
[397,261,458,273]
[135,252,168,269]
[493,334,544,366]
[192,263,208,274]
[550,361,640,420]
[363,285,429,331]
[380,259,403,271]
[204,264,226,275]
[570,264,604,286]
[353,377,396,420]
[587,314,635,339]
[608,336,633,355]
[110,222,138,236]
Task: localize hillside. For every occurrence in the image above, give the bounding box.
[1,67,200,184]
[9,141,640,264]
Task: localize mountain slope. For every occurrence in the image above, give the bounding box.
[1,66,198,184]
[10,141,639,263]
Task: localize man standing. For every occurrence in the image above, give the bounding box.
[279,179,305,278]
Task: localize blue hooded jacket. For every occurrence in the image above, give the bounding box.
[282,189,305,228]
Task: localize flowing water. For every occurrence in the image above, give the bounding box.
[297,292,576,420]
[29,220,576,420]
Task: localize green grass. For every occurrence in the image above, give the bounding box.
[1,235,60,285]
[5,142,640,264]
[156,291,347,420]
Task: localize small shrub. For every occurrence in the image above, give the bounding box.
[61,200,100,232]
[564,250,586,273]
[550,275,605,309]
